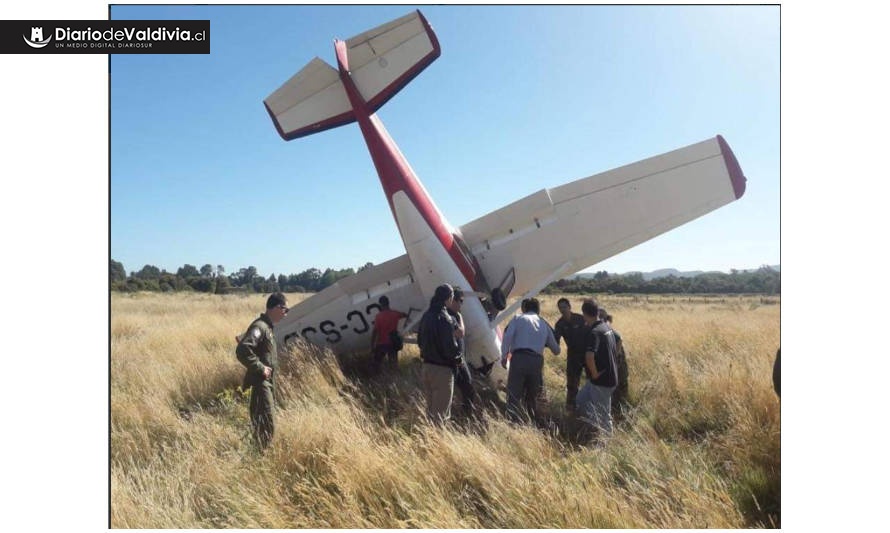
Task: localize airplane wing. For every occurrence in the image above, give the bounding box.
[274,254,427,354]
[458,135,746,315]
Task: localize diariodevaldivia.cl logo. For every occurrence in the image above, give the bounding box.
[53,26,207,43]
[24,25,208,49]
[23,27,52,48]
[3,20,210,54]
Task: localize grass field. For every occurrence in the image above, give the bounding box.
[110,291,780,528]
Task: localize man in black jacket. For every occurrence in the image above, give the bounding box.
[417,284,461,424]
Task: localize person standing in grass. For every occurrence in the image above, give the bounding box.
[553,298,588,413]
[417,284,462,424]
[236,292,289,450]
[446,287,479,419]
[369,295,408,373]
[599,308,629,420]
[576,299,618,442]
[500,297,561,423]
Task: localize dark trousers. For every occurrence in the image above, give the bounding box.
[565,351,586,410]
[506,350,543,423]
[249,380,275,449]
[373,344,399,372]
[454,358,478,417]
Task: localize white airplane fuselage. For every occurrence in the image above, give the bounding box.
[392,190,507,385]
[334,40,508,387]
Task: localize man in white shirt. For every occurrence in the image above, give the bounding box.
[500,298,561,423]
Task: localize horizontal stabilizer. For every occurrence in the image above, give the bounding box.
[344,10,440,113]
[264,57,355,140]
[265,11,439,141]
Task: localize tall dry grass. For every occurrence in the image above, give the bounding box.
[111,291,779,528]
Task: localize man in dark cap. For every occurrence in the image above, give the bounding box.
[417,284,462,424]
[236,292,289,449]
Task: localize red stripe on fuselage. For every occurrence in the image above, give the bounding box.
[334,39,478,289]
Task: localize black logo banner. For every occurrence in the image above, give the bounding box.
[1,20,210,54]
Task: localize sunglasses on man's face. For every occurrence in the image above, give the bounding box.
[278,305,289,313]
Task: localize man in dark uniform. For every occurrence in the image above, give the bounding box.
[446,287,479,418]
[553,298,587,412]
[576,299,618,442]
[236,292,289,450]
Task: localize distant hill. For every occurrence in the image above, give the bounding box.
[576,265,780,281]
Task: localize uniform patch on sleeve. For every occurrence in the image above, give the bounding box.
[249,327,262,340]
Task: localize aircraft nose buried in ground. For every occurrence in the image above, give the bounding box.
[263,10,746,389]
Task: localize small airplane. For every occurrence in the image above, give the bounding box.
[263,10,746,388]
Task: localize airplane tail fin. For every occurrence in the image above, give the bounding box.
[265,10,440,141]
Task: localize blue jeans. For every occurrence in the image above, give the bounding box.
[576,381,615,437]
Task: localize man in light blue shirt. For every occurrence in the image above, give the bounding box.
[500,298,560,423]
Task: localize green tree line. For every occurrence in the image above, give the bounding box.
[110,259,375,294]
[111,259,779,295]
[543,266,780,295]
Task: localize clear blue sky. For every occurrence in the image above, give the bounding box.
[110,4,779,278]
